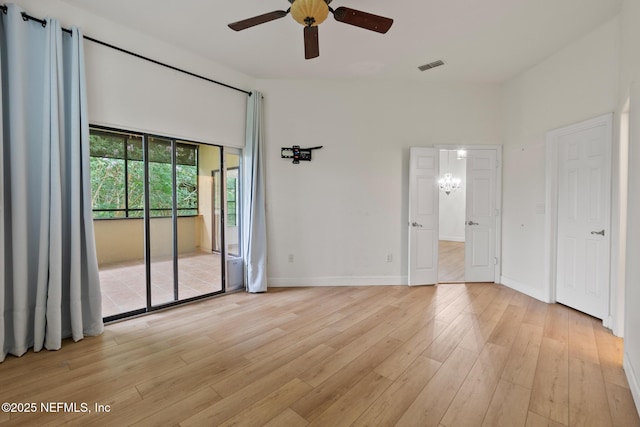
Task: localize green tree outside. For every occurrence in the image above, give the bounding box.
[90,131,198,218]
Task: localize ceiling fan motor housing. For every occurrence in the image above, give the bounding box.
[291,0,329,26]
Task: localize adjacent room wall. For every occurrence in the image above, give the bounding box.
[500,18,619,301]
[257,79,501,285]
[439,150,466,242]
[93,216,200,265]
[619,0,640,410]
[198,145,222,252]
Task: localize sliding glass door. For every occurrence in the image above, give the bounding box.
[90,127,240,321]
[177,143,224,299]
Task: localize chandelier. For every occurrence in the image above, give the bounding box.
[438,149,462,195]
[438,173,461,195]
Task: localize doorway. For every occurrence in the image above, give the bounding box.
[438,149,466,283]
[436,148,500,283]
[408,145,502,285]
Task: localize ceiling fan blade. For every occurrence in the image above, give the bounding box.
[304,26,319,59]
[228,10,289,31]
[332,7,393,34]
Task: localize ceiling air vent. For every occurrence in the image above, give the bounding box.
[418,60,445,72]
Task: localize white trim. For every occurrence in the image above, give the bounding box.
[544,114,613,318]
[268,276,408,287]
[624,354,640,418]
[610,97,631,337]
[500,275,549,302]
[544,130,560,303]
[495,146,503,284]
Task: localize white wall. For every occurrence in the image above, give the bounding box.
[12,0,253,147]
[620,0,640,410]
[257,79,501,286]
[500,18,620,301]
[439,151,466,242]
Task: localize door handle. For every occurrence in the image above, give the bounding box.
[411,222,423,228]
[467,221,479,226]
[591,229,605,236]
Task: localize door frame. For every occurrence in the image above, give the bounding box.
[434,144,503,283]
[544,113,613,328]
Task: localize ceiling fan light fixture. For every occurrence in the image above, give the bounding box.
[228,1,393,59]
[291,0,329,26]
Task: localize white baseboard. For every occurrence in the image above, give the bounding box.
[268,276,407,287]
[624,353,640,418]
[500,275,549,302]
[439,236,465,243]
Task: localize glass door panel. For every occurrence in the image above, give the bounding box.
[177,143,223,299]
[90,130,147,318]
[225,151,244,291]
[148,136,177,306]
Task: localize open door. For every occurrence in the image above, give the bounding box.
[464,149,498,282]
[408,147,439,286]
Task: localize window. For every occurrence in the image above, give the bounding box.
[89,128,198,218]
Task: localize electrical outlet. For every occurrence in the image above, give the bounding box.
[288,254,294,263]
[386,254,393,263]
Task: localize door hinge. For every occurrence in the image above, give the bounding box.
[493,257,499,265]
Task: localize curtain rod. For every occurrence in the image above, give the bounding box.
[82,36,252,96]
[0,5,252,97]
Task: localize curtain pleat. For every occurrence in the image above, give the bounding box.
[0,5,103,362]
[243,91,268,293]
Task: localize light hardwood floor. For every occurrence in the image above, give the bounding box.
[438,240,465,283]
[1,284,638,426]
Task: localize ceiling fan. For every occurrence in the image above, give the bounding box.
[228,0,393,60]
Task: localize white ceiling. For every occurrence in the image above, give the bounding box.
[60,0,621,83]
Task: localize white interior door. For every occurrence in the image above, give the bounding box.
[464,150,497,282]
[556,118,611,320]
[408,147,439,286]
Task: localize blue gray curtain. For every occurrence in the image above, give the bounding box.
[242,91,267,293]
[0,4,103,362]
